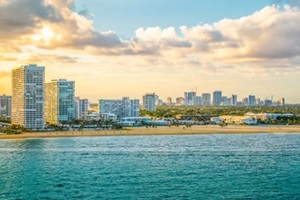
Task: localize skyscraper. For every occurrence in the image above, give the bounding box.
[143,93,156,111]
[45,79,75,124]
[249,95,255,106]
[75,97,89,119]
[12,64,45,129]
[202,93,211,106]
[192,96,202,106]
[0,95,11,118]
[184,92,196,105]
[213,91,222,106]
[231,94,237,106]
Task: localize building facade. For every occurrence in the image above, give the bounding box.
[45,79,75,124]
[213,91,222,106]
[99,97,140,118]
[143,93,156,111]
[75,97,89,119]
[12,64,45,129]
[0,95,11,118]
[192,96,202,106]
[249,95,255,106]
[231,94,237,106]
[184,92,196,105]
[202,93,211,106]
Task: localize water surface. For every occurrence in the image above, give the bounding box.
[1,134,300,199]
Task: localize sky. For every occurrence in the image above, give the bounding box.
[0,0,300,103]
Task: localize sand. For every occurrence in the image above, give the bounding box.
[1,125,300,140]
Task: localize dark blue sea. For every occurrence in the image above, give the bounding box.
[1,134,300,199]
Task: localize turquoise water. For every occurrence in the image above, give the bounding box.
[1,134,300,199]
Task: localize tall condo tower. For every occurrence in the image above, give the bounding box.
[12,64,45,129]
[45,79,75,124]
[143,93,156,111]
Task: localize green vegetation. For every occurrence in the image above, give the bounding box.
[0,118,11,123]
[0,124,28,134]
[140,105,300,118]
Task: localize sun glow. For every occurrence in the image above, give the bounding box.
[32,26,61,44]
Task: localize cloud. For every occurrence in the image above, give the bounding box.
[25,54,77,64]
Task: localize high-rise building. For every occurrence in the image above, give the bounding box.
[213,91,222,106]
[75,97,89,119]
[176,97,185,105]
[184,92,196,105]
[45,79,75,124]
[99,97,140,117]
[202,93,211,106]
[192,96,202,106]
[143,93,156,111]
[278,98,285,105]
[249,95,255,106]
[12,64,45,129]
[231,94,237,106]
[166,97,172,104]
[0,95,11,118]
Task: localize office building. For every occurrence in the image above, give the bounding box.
[192,96,202,106]
[99,97,140,117]
[0,95,11,118]
[75,97,89,119]
[202,93,211,106]
[143,93,156,111]
[176,97,185,105]
[213,91,222,106]
[166,97,172,104]
[45,79,75,124]
[231,95,237,106]
[184,92,196,105]
[278,98,285,105]
[249,95,255,106]
[12,64,45,129]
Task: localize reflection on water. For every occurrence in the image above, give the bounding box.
[1,134,300,199]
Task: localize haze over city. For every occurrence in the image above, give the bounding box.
[0,0,300,103]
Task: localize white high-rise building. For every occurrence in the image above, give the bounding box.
[75,97,89,119]
[45,79,75,124]
[0,95,11,118]
[143,93,156,111]
[99,97,140,118]
[12,64,45,129]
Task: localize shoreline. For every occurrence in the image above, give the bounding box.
[1,125,300,140]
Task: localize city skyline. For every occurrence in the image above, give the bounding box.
[0,0,300,103]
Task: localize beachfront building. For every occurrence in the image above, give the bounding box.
[143,93,156,111]
[220,115,257,125]
[0,95,11,119]
[213,91,222,106]
[75,97,89,119]
[45,79,75,124]
[99,97,140,118]
[119,117,151,126]
[12,64,45,129]
[202,93,211,106]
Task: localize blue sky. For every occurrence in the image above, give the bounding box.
[1,0,300,103]
[75,0,272,38]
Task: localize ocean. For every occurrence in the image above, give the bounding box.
[1,134,300,199]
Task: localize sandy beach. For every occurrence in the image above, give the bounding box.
[1,125,300,140]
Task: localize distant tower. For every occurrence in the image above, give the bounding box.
[231,94,237,106]
[143,93,156,111]
[12,64,45,129]
[166,97,172,104]
[213,91,222,106]
[202,93,211,106]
